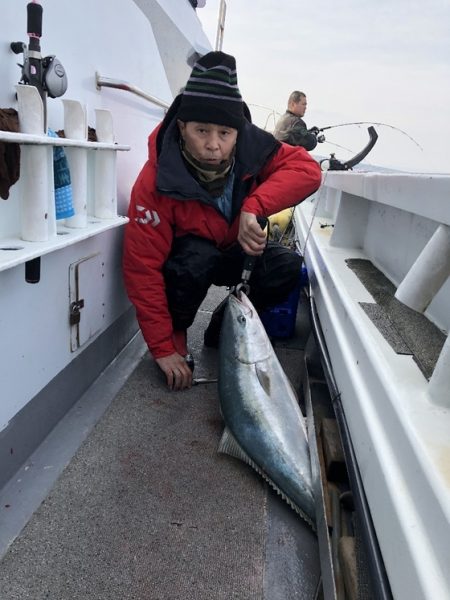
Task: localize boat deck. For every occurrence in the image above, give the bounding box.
[0,288,320,600]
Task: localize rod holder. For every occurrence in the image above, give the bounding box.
[395,224,450,313]
[94,109,117,219]
[16,85,52,242]
[62,99,88,228]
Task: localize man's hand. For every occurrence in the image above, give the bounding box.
[156,353,193,391]
[308,126,325,143]
[238,211,267,256]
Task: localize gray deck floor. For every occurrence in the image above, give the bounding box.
[0,287,320,600]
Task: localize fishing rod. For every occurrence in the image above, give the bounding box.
[317,121,423,151]
[10,1,68,284]
[11,1,68,131]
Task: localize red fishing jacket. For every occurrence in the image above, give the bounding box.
[123,101,321,359]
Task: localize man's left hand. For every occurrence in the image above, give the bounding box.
[156,353,193,391]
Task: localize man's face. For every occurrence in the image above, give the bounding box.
[291,97,307,118]
[178,121,238,165]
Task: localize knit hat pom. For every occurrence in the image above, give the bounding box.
[177,51,244,130]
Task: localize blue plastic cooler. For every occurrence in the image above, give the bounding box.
[260,264,308,339]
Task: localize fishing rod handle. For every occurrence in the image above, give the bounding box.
[27,2,43,39]
[241,216,268,277]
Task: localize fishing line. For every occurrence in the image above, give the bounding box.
[320,121,423,151]
[323,140,355,154]
[277,208,295,245]
[298,169,329,257]
[277,170,332,248]
[274,170,329,255]
[246,102,282,131]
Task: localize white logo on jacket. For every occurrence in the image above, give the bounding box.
[135,205,160,227]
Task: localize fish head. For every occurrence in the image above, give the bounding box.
[222,291,271,364]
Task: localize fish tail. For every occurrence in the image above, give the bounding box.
[218,428,316,531]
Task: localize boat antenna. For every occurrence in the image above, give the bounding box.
[318,121,423,151]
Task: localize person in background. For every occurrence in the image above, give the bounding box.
[122,52,321,391]
[273,90,323,151]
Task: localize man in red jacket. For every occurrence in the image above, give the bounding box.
[123,51,321,391]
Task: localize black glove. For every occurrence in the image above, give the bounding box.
[308,126,320,135]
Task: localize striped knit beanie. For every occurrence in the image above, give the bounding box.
[177,51,244,130]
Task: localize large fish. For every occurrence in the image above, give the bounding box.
[218,290,315,528]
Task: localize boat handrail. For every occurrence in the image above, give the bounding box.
[95,73,170,110]
[0,130,129,150]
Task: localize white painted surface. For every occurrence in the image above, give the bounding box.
[15,84,45,135]
[295,171,450,600]
[94,110,117,219]
[428,336,450,407]
[19,146,52,241]
[395,224,450,313]
[16,86,51,241]
[0,218,127,272]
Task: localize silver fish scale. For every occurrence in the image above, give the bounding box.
[218,292,315,526]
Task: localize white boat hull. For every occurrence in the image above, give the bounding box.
[295,171,450,600]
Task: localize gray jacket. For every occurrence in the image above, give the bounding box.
[273,111,317,151]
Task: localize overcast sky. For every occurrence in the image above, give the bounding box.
[197,1,450,174]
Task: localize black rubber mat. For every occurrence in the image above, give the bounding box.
[346,259,447,380]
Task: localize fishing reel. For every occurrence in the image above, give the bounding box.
[42,55,68,98]
[308,126,326,144]
[11,43,68,99]
[10,1,68,108]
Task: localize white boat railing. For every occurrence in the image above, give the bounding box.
[0,85,130,273]
[95,72,170,110]
[294,169,450,599]
[308,170,450,406]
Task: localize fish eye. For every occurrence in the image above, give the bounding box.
[238,315,246,324]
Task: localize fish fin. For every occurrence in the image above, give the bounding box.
[255,364,271,396]
[218,427,250,462]
[218,428,316,531]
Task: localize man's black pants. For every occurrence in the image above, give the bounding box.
[163,235,302,331]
